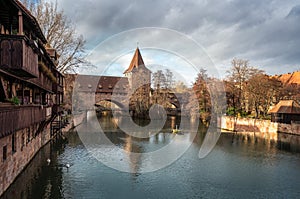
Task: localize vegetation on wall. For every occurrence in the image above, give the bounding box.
[38,61,56,83]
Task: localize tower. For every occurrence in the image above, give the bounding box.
[123,47,151,90]
[123,48,151,114]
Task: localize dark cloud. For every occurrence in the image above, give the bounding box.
[286,4,300,18]
[58,0,300,76]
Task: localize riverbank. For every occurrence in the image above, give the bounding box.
[220,116,300,136]
[0,115,73,196]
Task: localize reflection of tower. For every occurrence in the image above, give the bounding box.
[124,135,142,175]
[123,48,151,111]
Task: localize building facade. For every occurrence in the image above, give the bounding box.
[0,0,65,195]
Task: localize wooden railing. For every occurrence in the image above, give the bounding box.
[30,72,53,91]
[52,104,63,115]
[0,105,46,138]
[52,82,63,93]
[0,35,38,78]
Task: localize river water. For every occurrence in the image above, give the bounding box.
[2,116,300,199]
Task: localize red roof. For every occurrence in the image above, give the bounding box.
[268,100,300,114]
[75,75,129,94]
[123,48,150,74]
[96,76,128,93]
[274,71,300,85]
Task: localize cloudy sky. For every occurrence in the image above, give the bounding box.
[56,0,300,82]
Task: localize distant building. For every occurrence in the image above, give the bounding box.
[268,100,300,124]
[68,47,152,114]
[274,71,300,85]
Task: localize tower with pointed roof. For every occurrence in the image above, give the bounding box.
[123,47,151,91]
[124,48,151,112]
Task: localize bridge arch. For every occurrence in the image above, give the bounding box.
[95,99,126,109]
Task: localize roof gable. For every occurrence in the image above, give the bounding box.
[268,100,300,114]
[123,48,150,74]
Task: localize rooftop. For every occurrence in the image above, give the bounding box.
[268,100,300,114]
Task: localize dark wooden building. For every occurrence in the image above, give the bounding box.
[268,100,300,124]
[0,0,65,195]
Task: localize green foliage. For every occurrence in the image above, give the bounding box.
[8,96,20,105]
[239,110,249,117]
[226,107,249,117]
[39,62,57,83]
[226,107,236,116]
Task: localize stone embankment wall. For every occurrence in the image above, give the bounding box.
[221,116,300,136]
[0,124,52,196]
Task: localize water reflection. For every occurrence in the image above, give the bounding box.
[0,138,67,199]
[2,116,300,198]
[218,131,300,154]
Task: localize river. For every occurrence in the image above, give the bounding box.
[2,116,300,199]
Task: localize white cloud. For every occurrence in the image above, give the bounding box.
[57,0,300,78]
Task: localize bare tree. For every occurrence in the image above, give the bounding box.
[174,81,188,93]
[279,83,300,102]
[226,58,263,115]
[246,74,281,118]
[21,0,86,73]
[164,69,174,90]
[152,70,166,91]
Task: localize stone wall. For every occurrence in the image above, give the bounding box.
[0,123,52,196]
[278,122,300,136]
[221,116,300,135]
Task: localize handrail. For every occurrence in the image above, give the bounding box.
[0,105,47,138]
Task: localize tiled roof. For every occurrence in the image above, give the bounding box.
[96,76,128,93]
[275,71,300,85]
[123,48,150,74]
[74,75,129,94]
[268,100,300,114]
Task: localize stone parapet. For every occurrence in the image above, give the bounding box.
[220,116,300,135]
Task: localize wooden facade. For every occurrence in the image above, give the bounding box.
[268,100,300,124]
[0,105,46,138]
[0,0,64,137]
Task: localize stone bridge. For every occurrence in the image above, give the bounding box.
[73,48,189,116]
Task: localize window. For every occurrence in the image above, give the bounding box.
[3,145,7,162]
[12,133,16,153]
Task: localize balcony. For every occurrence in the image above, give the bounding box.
[52,104,63,115]
[30,71,53,92]
[0,105,46,138]
[52,82,63,93]
[0,35,38,78]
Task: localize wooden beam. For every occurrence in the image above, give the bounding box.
[0,77,8,100]
[21,82,25,104]
[18,10,23,35]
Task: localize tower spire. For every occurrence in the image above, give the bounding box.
[123,47,147,74]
